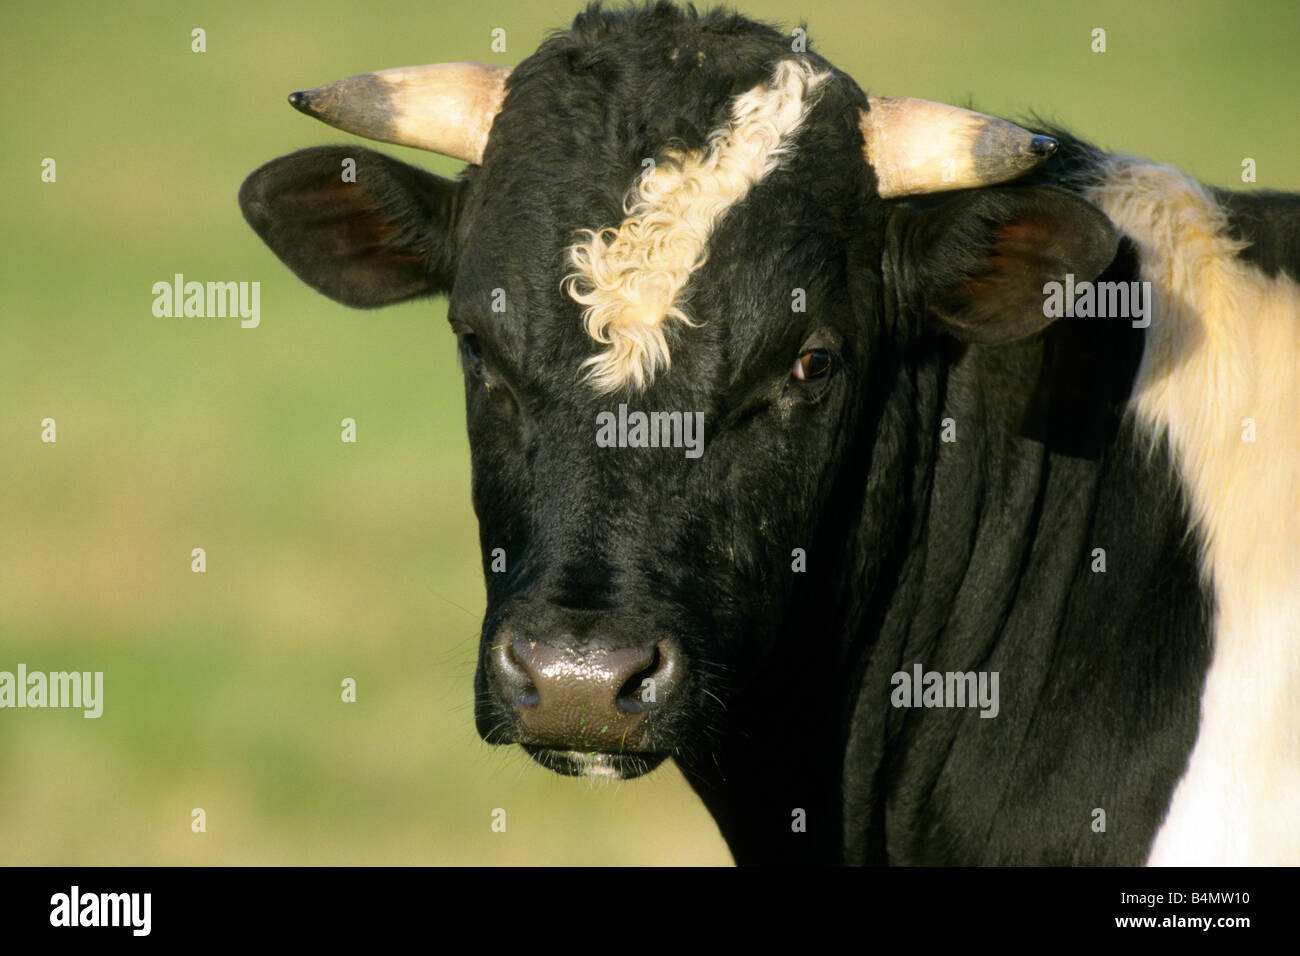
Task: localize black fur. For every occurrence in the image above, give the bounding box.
[237,2,1258,864]
[1215,188,1300,282]
[239,146,464,305]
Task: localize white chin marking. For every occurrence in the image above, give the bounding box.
[575,755,623,779]
[1088,158,1300,865]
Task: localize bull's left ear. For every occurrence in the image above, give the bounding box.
[887,185,1119,344]
[239,145,465,307]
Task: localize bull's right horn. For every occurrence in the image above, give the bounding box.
[860,97,1057,199]
[288,62,511,165]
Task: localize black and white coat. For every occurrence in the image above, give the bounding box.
[239,3,1299,865]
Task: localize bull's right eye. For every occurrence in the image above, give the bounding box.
[462,334,484,370]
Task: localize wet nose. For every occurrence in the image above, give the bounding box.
[491,635,677,749]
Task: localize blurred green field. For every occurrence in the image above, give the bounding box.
[2,0,1296,865]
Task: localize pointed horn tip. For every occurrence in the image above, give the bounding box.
[287,90,314,115]
[1028,135,1058,158]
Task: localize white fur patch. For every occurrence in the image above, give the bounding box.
[1087,158,1300,865]
[564,59,829,391]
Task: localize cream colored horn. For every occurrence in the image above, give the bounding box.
[288,63,511,164]
[860,97,1057,198]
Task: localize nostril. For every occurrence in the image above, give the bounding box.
[616,644,661,712]
[498,635,539,708]
[617,641,680,713]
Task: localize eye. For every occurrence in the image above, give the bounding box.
[792,348,832,382]
[462,333,484,369]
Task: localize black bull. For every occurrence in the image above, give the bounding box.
[238,4,1300,864]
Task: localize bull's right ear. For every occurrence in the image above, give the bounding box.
[238,146,465,307]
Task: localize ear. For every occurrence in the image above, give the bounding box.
[887,185,1119,344]
[238,146,465,307]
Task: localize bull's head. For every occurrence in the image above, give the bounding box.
[239,7,1115,788]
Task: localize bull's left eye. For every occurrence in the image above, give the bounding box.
[792,349,832,382]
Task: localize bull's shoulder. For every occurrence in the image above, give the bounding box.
[1212,187,1300,283]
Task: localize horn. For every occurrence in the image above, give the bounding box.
[287,63,510,165]
[860,97,1057,198]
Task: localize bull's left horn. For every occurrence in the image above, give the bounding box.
[288,62,511,165]
[860,97,1056,199]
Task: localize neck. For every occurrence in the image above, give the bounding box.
[838,328,1210,863]
[677,323,1210,864]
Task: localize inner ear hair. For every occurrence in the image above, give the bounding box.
[238,145,465,308]
[900,186,1119,345]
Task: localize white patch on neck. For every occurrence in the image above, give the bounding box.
[564,59,829,392]
[1087,157,1300,865]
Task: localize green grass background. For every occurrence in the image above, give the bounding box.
[2,0,1296,864]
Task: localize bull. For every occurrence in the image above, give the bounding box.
[239,2,1300,864]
